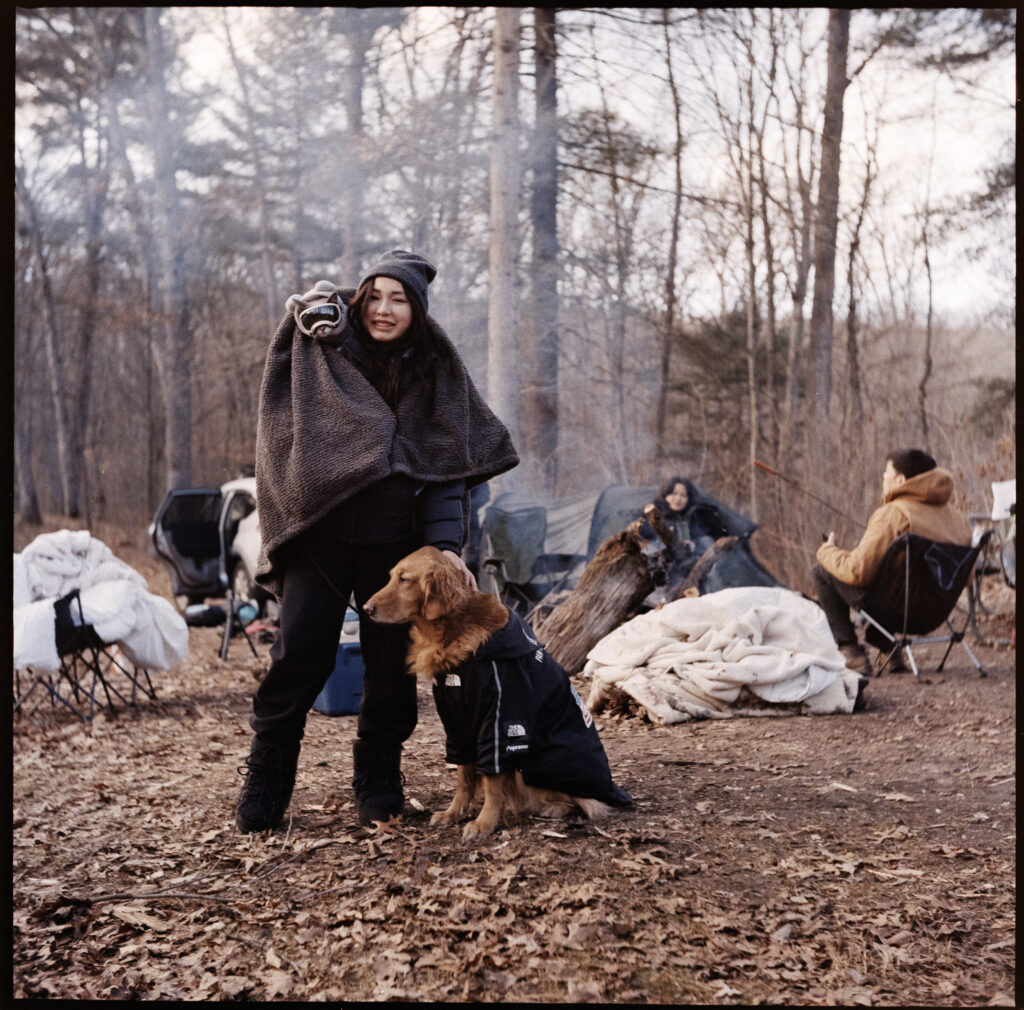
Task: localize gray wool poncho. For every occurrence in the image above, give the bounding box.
[254,298,519,596]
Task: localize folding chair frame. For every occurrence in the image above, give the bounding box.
[481,552,585,621]
[858,531,992,682]
[220,592,259,662]
[14,590,158,723]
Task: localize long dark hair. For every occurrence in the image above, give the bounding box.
[656,475,697,516]
[348,279,442,409]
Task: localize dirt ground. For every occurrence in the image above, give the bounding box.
[12,520,1017,1004]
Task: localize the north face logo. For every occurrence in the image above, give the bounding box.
[535,649,544,663]
[506,723,526,737]
[445,673,462,687]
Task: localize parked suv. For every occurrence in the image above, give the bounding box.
[148,477,268,613]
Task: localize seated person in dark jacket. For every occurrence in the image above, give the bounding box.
[641,476,730,599]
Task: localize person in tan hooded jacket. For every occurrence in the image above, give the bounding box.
[812,448,971,674]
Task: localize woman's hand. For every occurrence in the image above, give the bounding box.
[442,550,477,590]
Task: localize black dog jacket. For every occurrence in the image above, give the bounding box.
[431,611,633,808]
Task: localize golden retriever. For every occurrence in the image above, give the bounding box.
[364,546,631,839]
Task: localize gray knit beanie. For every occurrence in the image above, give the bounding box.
[359,249,437,314]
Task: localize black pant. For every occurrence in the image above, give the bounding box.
[250,532,420,748]
[811,562,868,647]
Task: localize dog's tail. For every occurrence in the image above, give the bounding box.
[528,786,616,821]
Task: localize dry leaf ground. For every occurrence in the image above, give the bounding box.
[12,520,1016,1004]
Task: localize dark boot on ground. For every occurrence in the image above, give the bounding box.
[853,675,869,713]
[352,739,405,825]
[839,642,873,676]
[236,737,300,833]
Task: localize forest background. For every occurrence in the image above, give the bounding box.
[13,7,1015,594]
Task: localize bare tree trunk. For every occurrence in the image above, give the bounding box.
[522,6,559,495]
[845,149,875,428]
[594,80,633,483]
[844,243,864,429]
[487,7,522,458]
[14,416,43,526]
[807,8,850,475]
[656,9,685,472]
[13,309,43,525]
[223,11,279,333]
[91,15,165,514]
[754,14,779,466]
[72,115,109,526]
[339,76,365,284]
[335,13,374,282]
[918,216,934,440]
[144,7,193,492]
[100,94,163,514]
[744,163,759,520]
[15,160,80,517]
[779,95,815,469]
[740,27,761,519]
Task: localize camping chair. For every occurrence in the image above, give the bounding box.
[214,496,260,662]
[480,497,545,611]
[857,531,992,681]
[14,589,157,723]
[987,479,1016,590]
[482,489,617,616]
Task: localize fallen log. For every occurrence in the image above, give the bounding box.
[534,511,749,674]
[533,514,665,675]
[641,502,677,552]
[673,535,739,599]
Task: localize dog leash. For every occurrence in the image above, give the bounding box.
[305,548,358,610]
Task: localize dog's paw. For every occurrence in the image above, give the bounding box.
[431,808,466,827]
[462,817,498,841]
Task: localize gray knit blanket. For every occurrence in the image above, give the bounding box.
[254,301,519,595]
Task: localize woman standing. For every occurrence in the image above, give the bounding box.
[237,250,518,832]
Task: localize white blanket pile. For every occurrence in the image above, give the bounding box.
[583,586,864,724]
[13,529,188,672]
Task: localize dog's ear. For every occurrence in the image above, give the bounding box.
[422,562,468,621]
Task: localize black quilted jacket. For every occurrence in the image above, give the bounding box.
[431,612,633,807]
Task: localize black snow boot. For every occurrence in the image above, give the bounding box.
[352,739,405,825]
[236,737,300,833]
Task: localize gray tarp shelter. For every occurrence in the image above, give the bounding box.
[479,482,782,613]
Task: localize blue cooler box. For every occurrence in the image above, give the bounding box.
[312,640,364,716]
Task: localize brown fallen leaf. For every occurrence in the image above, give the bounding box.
[263,969,294,999]
[366,814,409,838]
[108,905,172,932]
